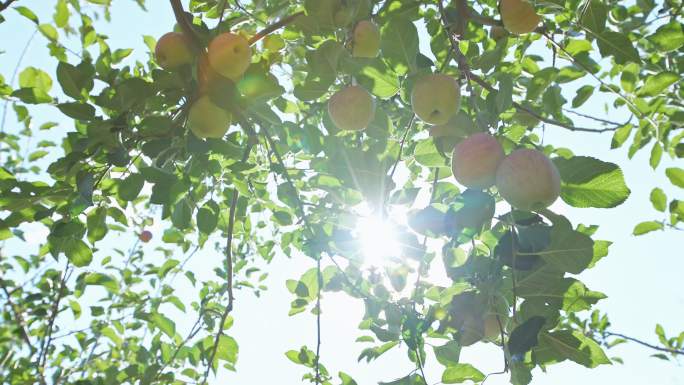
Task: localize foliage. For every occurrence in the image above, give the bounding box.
[0,0,682,385]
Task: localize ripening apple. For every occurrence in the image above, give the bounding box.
[208,32,251,80]
[451,133,505,190]
[328,85,375,131]
[155,32,193,70]
[500,0,541,35]
[411,74,461,125]
[187,96,232,139]
[139,230,153,243]
[352,20,381,58]
[496,149,561,211]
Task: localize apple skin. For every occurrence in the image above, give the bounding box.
[197,53,225,95]
[328,85,375,131]
[139,230,153,243]
[500,0,541,35]
[411,74,461,125]
[187,96,232,139]
[452,133,505,190]
[496,149,561,211]
[208,32,251,80]
[155,32,193,70]
[352,20,381,58]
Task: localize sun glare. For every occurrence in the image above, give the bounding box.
[355,215,402,267]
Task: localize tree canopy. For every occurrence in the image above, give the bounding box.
[0,0,683,385]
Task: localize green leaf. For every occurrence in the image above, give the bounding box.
[554,156,630,208]
[150,312,175,338]
[596,31,640,64]
[633,221,663,235]
[56,102,95,120]
[57,61,94,99]
[638,72,679,97]
[433,341,461,367]
[572,85,594,108]
[84,272,119,292]
[54,0,69,28]
[541,213,594,274]
[38,23,58,41]
[63,238,93,267]
[441,364,485,384]
[14,6,39,24]
[610,124,632,149]
[536,330,610,368]
[197,201,219,234]
[380,17,419,76]
[578,0,607,34]
[171,199,192,230]
[19,67,52,92]
[414,139,448,167]
[650,188,667,212]
[118,173,145,201]
[216,334,239,364]
[665,167,684,188]
[649,142,663,169]
[86,206,108,244]
[648,21,684,52]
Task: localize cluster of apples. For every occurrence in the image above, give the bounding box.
[155,30,253,139]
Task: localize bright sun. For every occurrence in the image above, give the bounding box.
[355,215,402,267]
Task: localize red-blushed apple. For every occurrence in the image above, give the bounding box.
[187,96,232,139]
[495,148,561,211]
[328,85,375,131]
[451,133,504,189]
[208,32,251,80]
[500,0,541,35]
[155,32,193,70]
[139,230,152,243]
[352,20,380,58]
[411,74,461,125]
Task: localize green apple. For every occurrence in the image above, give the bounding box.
[411,74,461,125]
[500,0,541,35]
[208,32,251,80]
[496,149,561,211]
[187,96,232,139]
[352,20,381,58]
[328,85,375,131]
[155,32,193,70]
[451,133,505,189]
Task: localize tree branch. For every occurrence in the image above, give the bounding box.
[388,115,416,180]
[0,279,34,350]
[169,0,203,50]
[37,263,71,383]
[605,331,684,356]
[248,11,304,45]
[0,0,18,13]
[202,142,254,384]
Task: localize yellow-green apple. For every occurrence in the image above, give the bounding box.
[411,74,461,125]
[328,85,375,131]
[187,96,232,139]
[208,32,251,80]
[155,32,193,70]
[352,20,381,58]
[500,0,541,34]
[496,148,561,210]
[451,133,504,189]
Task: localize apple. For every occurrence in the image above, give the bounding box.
[495,148,561,211]
[500,0,541,35]
[352,20,381,58]
[452,133,505,189]
[411,74,461,125]
[197,53,224,95]
[155,32,193,70]
[328,85,375,131]
[208,32,251,80]
[187,95,232,139]
[139,230,153,243]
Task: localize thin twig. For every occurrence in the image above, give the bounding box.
[1,29,38,135]
[388,115,416,180]
[248,11,304,45]
[0,278,34,350]
[218,0,229,25]
[0,0,18,12]
[605,332,684,356]
[202,142,254,384]
[37,263,71,382]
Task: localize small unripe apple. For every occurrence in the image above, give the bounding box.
[500,0,541,35]
[452,133,505,190]
[328,85,375,131]
[411,74,461,125]
[496,149,561,211]
[352,20,381,58]
[155,32,193,70]
[208,32,251,80]
[187,96,232,139]
[139,230,153,243]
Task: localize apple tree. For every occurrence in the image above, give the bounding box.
[0,0,683,384]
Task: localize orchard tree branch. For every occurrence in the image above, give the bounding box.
[202,142,254,385]
[0,278,34,350]
[604,331,684,356]
[248,11,304,45]
[169,0,203,50]
[0,0,18,12]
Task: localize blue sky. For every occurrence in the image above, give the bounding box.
[1,1,682,384]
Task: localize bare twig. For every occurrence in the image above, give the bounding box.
[202,142,254,384]
[248,11,304,45]
[605,331,684,356]
[388,115,416,180]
